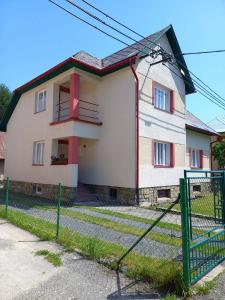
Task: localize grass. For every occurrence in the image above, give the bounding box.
[194,281,215,295]
[59,208,182,247]
[0,207,184,294]
[35,249,62,267]
[160,195,214,217]
[75,205,182,232]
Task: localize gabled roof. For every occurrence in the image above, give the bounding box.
[207,117,225,133]
[0,25,195,131]
[186,110,219,136]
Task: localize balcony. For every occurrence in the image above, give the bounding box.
[53,85,101,125]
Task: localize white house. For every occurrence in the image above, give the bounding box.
[0,25,218,205]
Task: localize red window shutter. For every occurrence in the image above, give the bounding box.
[170,143,174,167]
[200,150,204,169]
[152,81,155,105]
[152,140,155,166]
[170,90,174,113]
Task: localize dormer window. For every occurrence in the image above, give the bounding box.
[35,89,46,113]
[152,82,174,113]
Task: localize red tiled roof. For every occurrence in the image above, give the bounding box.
[0,132,6,159]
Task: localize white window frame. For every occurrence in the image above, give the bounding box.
[191,149,200,168]
[35,89,47,113]
[154,84,170,112]
[33,141,45,165]
[154,141,171,166]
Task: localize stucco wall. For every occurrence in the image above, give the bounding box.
[5,66,136,188]
[136,35,186,187]
[78,67,136,188]
[186,129,211,170]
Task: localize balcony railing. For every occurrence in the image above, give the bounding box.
[54,98,100,123]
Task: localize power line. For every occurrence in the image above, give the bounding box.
[48,0,143,56]
[182,50,225,56]
[164,63,225,111]
[170,62,225,109]
[76,0,225,105]
[49,0,225,110]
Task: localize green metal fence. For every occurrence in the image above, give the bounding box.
[180,170,225,288]
[0,178,62,238]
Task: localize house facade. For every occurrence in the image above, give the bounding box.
[0,25,217,205]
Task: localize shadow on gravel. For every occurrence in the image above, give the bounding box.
[107,270,160,299]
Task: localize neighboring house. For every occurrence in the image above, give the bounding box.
[207,117,225,170]
[0,25,217,205]
[0,132,6,179]
[185,111,218,172]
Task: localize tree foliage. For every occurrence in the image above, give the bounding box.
[212,140,225,169]
[0,83,12,121]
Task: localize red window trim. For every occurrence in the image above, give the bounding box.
[189,148,203,169]
[152,80,175,114]
[152,140,175,168]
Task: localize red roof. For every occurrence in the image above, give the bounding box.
[0,132,6,160]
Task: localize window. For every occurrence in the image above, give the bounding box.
[109,188,117,200]
[193,185,201,192]
[154,141,173,167]
[190,149,203,169]
[33,141,45,165]
[158,189,171,199]
[35,90,46,113]
[153,82,174,113]
[33,184,42,195]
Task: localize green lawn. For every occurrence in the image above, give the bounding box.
[160,195,215,217]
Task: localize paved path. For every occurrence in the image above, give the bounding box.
[0,219,159,300]
[11,206,179,259]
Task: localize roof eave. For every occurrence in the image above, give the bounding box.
[0,56,137,131]
[186,124,220,136]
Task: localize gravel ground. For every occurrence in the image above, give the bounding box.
[101,206,216,231]
[10,206,180,259]
[192,271,225,300]
[70,206,182,238]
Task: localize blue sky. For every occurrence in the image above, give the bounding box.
[1,0,225,123]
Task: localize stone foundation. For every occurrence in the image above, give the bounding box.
[7,180,212,206]
[8,180,76,203]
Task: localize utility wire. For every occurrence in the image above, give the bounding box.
[182,50,225,55]
[170,62,225,109]
[49,0,225,110]
[48,0,143,56]
[164,63,225,111]
[76,0,225,104]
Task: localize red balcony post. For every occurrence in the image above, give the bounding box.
[70,73,80,118]
[68,136,78,164]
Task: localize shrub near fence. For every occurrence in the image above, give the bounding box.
[0,178,185,294]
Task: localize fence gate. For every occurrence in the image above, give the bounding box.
[180,170,225,288]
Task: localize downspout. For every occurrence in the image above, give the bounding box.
[129,57,139,205]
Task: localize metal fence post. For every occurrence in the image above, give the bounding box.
[222,172,225,225]
[180,178,190,290]
[56,183,62,239]
[5,177,9,217]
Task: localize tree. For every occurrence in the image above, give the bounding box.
[0,83,12,121]
[212,140,225,169]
